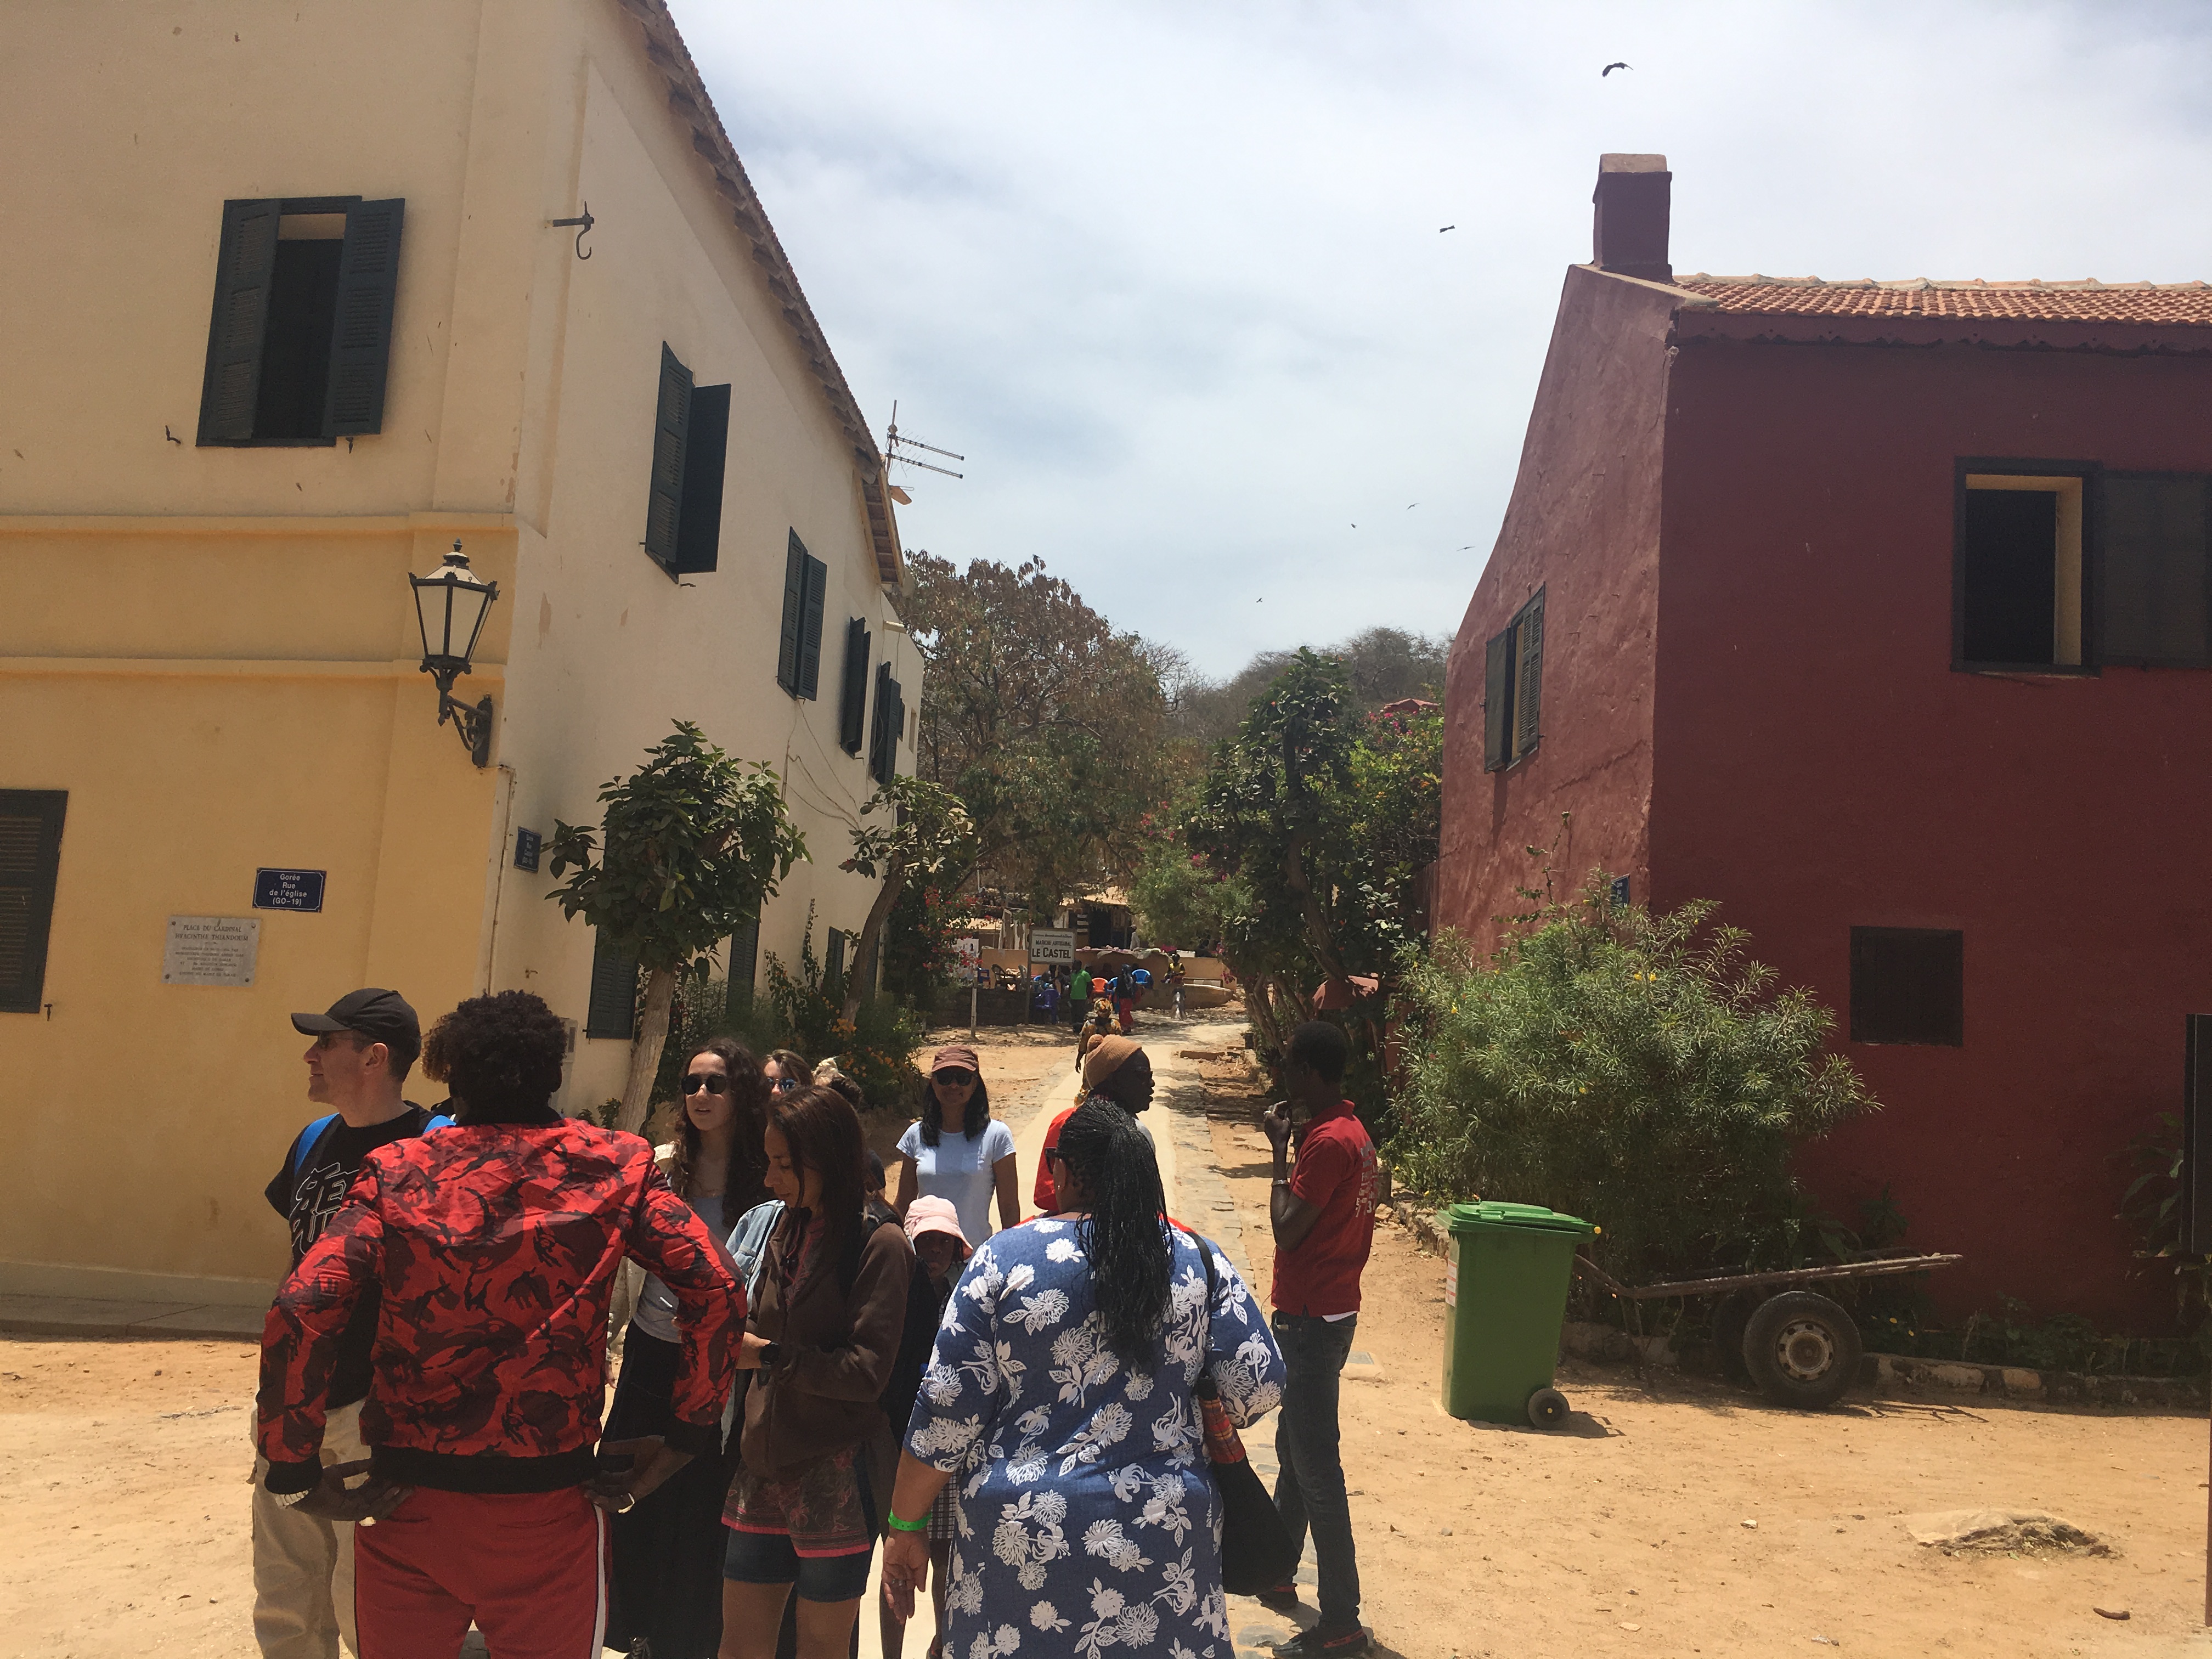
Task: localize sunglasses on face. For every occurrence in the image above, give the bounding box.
[769,1076,801,1093]
[682,1074,731,1096]
[933,1069,976,1088]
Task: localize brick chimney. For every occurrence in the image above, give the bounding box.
[1592,153,1672,283]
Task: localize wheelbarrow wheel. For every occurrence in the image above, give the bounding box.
[1741,1291,1862,1409]
[1526,1386,1569,1429]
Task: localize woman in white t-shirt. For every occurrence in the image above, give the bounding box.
[893,1043,1019,1246]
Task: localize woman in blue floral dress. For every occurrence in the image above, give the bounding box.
[881,1099,1285,1659]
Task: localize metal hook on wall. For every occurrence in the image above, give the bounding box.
[548,202,595,260]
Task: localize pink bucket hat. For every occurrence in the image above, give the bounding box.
[904,1194,971,1258]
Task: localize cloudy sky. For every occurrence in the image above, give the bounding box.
[673,1,2212,679]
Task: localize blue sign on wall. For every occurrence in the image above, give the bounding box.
[515,827,543,872]
[253,868,327,912]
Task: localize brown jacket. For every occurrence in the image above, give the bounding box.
[741,1208,913,1479]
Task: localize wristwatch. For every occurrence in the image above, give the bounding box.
[270,1483,314,1509]
[760,1341,785,1368]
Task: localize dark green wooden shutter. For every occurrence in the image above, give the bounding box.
[321,198,404,436]
[838,619,871,754]
[674,383,730,575]
[0,791,66,1014]
[644,345,693,573]
[798,553,828,699]
[777,534,807,695]
[584,928,638,1040]
[870,664,904,784]
[725,917,760,1009]
[1513,590,1544,758]
[1482,627,1513,771]
[825,928,848,989]
[198,199,282,444]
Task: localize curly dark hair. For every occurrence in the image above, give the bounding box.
[669,1037,769,1211]
[419,991,566,1122]
[1055,1098,1171,1363]
[918,1071,990,1149]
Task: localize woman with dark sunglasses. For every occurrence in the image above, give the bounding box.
[891,1043,1018,1248]
[603,1037,770,1659]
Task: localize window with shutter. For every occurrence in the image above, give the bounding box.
[198,196,405,447]
[777,535,807,694]
[726,917,760,1006]
[1955,468,2087,670]
[2103,473,2211,666]
[0,791,66,1015]
[198,200,283,444]
[644,345,693,573]
[1513,590,1544,757]
[584,929,639,1041]
[321,198,404,436]
[674,383,731,575]
[838,618,871,754]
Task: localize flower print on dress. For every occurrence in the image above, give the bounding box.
[1080,1517,1152,1573]
[991,1489,1070,1592]
[1048,1317,1120,1406]
[1029,1600,1070,1633]
[1055,1400,1132,1476]
[1012,1286,1069,1333]
[1154,1547,1199,1616]
[1045,1235,1081,1263]
[966,1625,1022,1659]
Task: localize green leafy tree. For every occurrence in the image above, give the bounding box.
[1391,875,1877,1282]
[837,775,978,1025]
[1183,650,1441,1058]
[906,551,1173,915]
[547,721,806,1134]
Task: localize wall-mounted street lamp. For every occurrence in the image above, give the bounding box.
[409,541,499,768]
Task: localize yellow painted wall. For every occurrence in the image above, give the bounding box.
[0,0,912,1296]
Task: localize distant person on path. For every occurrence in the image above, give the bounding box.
[892,1045,1018,1246]
[1068,963,1093,1034]
[1258,1021,1380,1656]
[1113,966,1138,1034]
[874,1195,971,1659]
[881,1099,1285,1657]
[605,1037,771,1659]
[255,987,438,1659]
[723,1084,913,1659]
[257,991,741,1659]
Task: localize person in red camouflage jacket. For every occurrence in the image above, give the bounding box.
[256,990,742,1659]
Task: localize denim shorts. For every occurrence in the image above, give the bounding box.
[722,1527,875,1603]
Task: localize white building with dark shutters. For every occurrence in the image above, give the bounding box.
[0,0,919,1302]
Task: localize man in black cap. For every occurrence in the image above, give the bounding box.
[253,988,439,1659]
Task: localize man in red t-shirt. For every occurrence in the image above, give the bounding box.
[1260,1020,1378,1656]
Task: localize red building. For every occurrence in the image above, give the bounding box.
[1438,154,2212,1326]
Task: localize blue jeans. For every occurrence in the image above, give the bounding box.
[1272,1312,1361,1630]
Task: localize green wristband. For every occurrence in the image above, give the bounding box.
[886,1509,930,1533]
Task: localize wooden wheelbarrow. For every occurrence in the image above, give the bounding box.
[1572,1250,1963,1408]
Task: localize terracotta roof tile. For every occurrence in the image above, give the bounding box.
[1673,275,2212,326]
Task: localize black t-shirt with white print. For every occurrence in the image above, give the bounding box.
[264,1104,435,1409]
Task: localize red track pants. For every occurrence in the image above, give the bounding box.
[352,1486,608,1659]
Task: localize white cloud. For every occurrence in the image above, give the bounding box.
[674,0,2212,676]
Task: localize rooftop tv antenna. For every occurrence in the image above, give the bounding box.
[885,400,966,481]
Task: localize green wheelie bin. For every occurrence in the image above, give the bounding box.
[1440,1200,1595,1429]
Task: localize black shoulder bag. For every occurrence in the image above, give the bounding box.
[1194,1235,1298,1595]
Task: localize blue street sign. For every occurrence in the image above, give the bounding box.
[515,827,543,873]
[253,868,326,912]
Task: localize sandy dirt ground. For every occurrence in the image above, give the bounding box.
[7,1016,2211,1659]
[1192,1048,2212,1659]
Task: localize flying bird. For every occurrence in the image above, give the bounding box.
[1406,503,1418,510]
[1601,61,1632,75]
[1439,224,1455,233]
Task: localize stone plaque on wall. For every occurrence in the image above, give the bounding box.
[162,916,261,986]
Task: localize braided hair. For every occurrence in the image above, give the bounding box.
[1055,1098,1172,1364]
[668,1037,769,1212]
